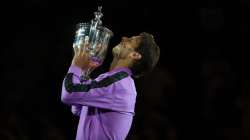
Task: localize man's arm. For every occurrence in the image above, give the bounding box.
[63,64,84,116]
[61,41,135,113]
[61,65,135,112]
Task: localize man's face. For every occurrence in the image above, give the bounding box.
[112,35,142,59]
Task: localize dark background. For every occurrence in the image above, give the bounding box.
[0,0,250,139]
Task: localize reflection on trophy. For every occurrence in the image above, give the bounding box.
[73,6,113,81]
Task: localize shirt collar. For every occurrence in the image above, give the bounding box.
[109,67,133,76]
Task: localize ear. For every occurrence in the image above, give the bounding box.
[129,52,142,60]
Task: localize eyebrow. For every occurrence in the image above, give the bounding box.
[134,36,141,44]
[132,36,140,40]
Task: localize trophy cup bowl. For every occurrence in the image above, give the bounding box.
[73,22,113,81]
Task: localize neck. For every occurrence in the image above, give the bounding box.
[109,57,131,71]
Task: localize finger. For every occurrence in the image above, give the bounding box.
[73,44,79,54]
[79,36,89,54]
[79,39,85,53]
[84,36,90,52]
[96,43,101,50]
[97,43,103,54]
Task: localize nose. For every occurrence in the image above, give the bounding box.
[122,37,129,41]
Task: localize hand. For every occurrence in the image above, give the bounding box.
[71,41,92,70]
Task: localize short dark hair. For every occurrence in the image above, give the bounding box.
[130,32,160,78]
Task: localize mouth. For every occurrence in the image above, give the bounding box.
[119,43,126,48]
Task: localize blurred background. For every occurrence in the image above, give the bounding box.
[0,0,250,139]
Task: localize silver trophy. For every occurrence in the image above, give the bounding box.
[73,6,113,81]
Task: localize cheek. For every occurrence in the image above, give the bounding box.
[122,50,131,57]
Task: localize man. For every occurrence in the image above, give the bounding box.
[61,32,160,140]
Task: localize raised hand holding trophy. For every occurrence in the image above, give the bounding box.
[73,6,113,81]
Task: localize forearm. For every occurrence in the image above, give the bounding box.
[61,65,90,105]
[61,66,133,112]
